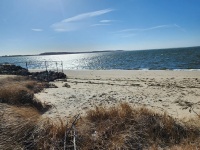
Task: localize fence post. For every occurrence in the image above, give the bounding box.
[61,61,63,73]
[26,62,28,71]
[45,61,49,81]
[45,61,48,72]
[56,62,58,72]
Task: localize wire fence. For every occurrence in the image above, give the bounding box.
[7,61,64,72]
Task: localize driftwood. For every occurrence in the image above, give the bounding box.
[73,125,77,150]
[189,103,200,118]
[64,114,80,150]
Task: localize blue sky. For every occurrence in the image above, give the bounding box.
[0,0,200,55]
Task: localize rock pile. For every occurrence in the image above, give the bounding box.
[31,71,66,81]
[0,64,29,76]
[0,64,67,81]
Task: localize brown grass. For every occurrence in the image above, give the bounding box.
[76,103,200,150]
[0,76,51,111]
[0,104,40,149]
[0,103,200,149]
[0,103,74,149]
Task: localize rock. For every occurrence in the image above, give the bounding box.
[47,83,58,88]
[63,83,71,88]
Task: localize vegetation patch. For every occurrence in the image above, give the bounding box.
[0,76,51,111]
[77,103,200,149]
[0,102,200,149]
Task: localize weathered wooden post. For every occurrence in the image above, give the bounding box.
[26,62,28,71]
[45,61,49,81]
[45,61,48,72]
[61,61,63,73]
[56,62,58,72]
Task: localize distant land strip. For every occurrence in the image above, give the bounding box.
[1,46,200,57]
[1,50,124,57]
[39,50,124,55]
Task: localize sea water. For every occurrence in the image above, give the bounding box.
[0,47,200,70]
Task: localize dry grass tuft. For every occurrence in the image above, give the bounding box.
[0,103,74,149]
[0,103,40,149]
[30,118,70,149]
[0,76,50,93]
[0,76,51,111]
[76,103,200,149]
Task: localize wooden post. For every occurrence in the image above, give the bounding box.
[45,61,48,72]
[61,61,63,73]
[26,62,28,70]
[45,61,49,81]
[73,125,77,150]
[56,62,58,72]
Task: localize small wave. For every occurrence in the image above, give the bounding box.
[173,69,200,71]
[139,68,150,71]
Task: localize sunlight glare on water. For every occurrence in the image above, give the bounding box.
[0,47,200,70]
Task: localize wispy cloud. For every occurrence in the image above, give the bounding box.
[91,23,110,27]
[62,9,113,23]
[31,28,43,32]
[51,9,114,32]
[90,19,115,27]
[113,24,185,38]
[116,24,183,33]
[100,20,113,23]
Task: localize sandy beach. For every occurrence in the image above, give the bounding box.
[34,70,200,120]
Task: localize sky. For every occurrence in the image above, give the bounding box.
[0,0,200,55]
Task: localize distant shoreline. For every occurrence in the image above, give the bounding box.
[1,46,199,57]
[1,50,124,57]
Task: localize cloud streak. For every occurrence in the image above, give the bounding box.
[90,19,115,27]
[91,23,110,27]
[113,24,185,38]
[62,9,114,23]
[116,24,183,33]
[31,28,43,32]
[100,20,113,23]
[51,9,114,32]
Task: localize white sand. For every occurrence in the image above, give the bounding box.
[34,70,200,120]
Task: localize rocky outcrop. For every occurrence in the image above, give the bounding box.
[0,64,67,81]
[0,64,30,76]
[31,71,66,82]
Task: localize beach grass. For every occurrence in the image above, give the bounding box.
[0,104,40,149]
[1,102,200,149]
[0,76,51,111]
[77,103,200,149]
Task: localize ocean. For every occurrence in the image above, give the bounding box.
[0,47,200,71]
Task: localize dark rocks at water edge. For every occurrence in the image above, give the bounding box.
[0,64,30,76]
[0,64,67,81]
